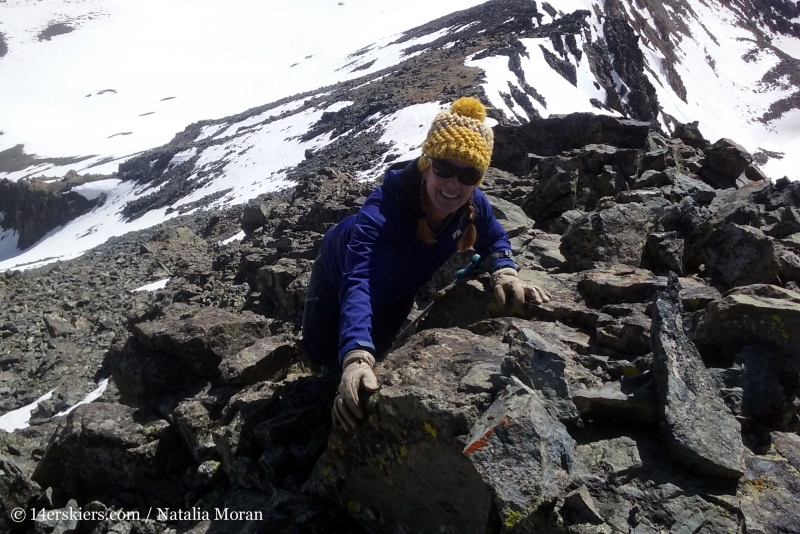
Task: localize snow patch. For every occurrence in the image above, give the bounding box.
[772,34,800,61]
[219,230,245,245]
[356,101,448,181]
[70,178,120,201]
[0,389,54,433]
[166,147,197,170]
[132,278,170,292]
[466,38,617,120]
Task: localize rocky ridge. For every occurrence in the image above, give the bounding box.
[1,110,799,533]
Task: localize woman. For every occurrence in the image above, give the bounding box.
[302,97,551,431]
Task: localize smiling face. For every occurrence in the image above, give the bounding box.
[422,158,478,226]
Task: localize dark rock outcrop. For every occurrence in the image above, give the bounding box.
[651,275,746,479]
[492,114,650,173]
[0,177,103,250]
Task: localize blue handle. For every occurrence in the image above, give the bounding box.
[456,254,481,279]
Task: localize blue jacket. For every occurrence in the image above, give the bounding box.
[318,159,516,362]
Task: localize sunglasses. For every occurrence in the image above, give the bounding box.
[425,155,483,186]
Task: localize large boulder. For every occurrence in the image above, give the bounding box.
[31,403,188,507]
[132,303,272,377]
[109,337,190,405]
[577,265,667,306]
[560,202,659,271]
[699,138,756,189]
[309,329,578,533]
[738,443,800,533]
[486,194,530,237]
[651,275,745,479]
[522,158,580,222]
[256,258,312,318]
[218,335,298,384]
[704,223,781,289]
[693,284,800,372]
[572,373,658,424]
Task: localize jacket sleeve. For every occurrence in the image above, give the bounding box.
[472,190,517,272]
[337,194,395,363]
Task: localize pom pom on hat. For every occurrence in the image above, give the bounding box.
[420,97,494,178]
[449,96,487,122]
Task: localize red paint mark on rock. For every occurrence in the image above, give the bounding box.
[464,417,508,455]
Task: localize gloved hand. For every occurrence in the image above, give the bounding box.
[491,268,552,309]
[332,350,378,431]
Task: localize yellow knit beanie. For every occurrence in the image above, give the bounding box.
[419,97,494,181]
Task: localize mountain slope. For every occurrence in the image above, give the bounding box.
[0,0,799,270]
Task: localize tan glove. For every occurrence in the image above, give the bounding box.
[491,268,552,309]
[332,350,378,431]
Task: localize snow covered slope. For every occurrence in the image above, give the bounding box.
[0,0,488,163]
[1,0,799,271]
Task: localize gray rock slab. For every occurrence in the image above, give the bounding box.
[560,203,659,271]
[463,380,577,531]
[560,485,605,525]
[738,451,800,534]
[0,452,41,533]
[771,432,800,473]
[678,276,721,311]
[575,436,642,479]
[255,258,312,318]
[572,373,657,424]
[704,223,781,289]
[506,326,581,424]
[651,274,746,479]
[486,194,531,237]
[218,335,297,384]
[171,399,216,463]
[578,265,667,307]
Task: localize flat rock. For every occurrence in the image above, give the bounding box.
[678,276,721,311]
[578,265,667,307]
[737,450,800,534]
[571,373,657,424]
[575,436,642,479]
[133,303,272,376]
[651,275,746,479]
[493,113,650,173]
[218,335,298,384]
